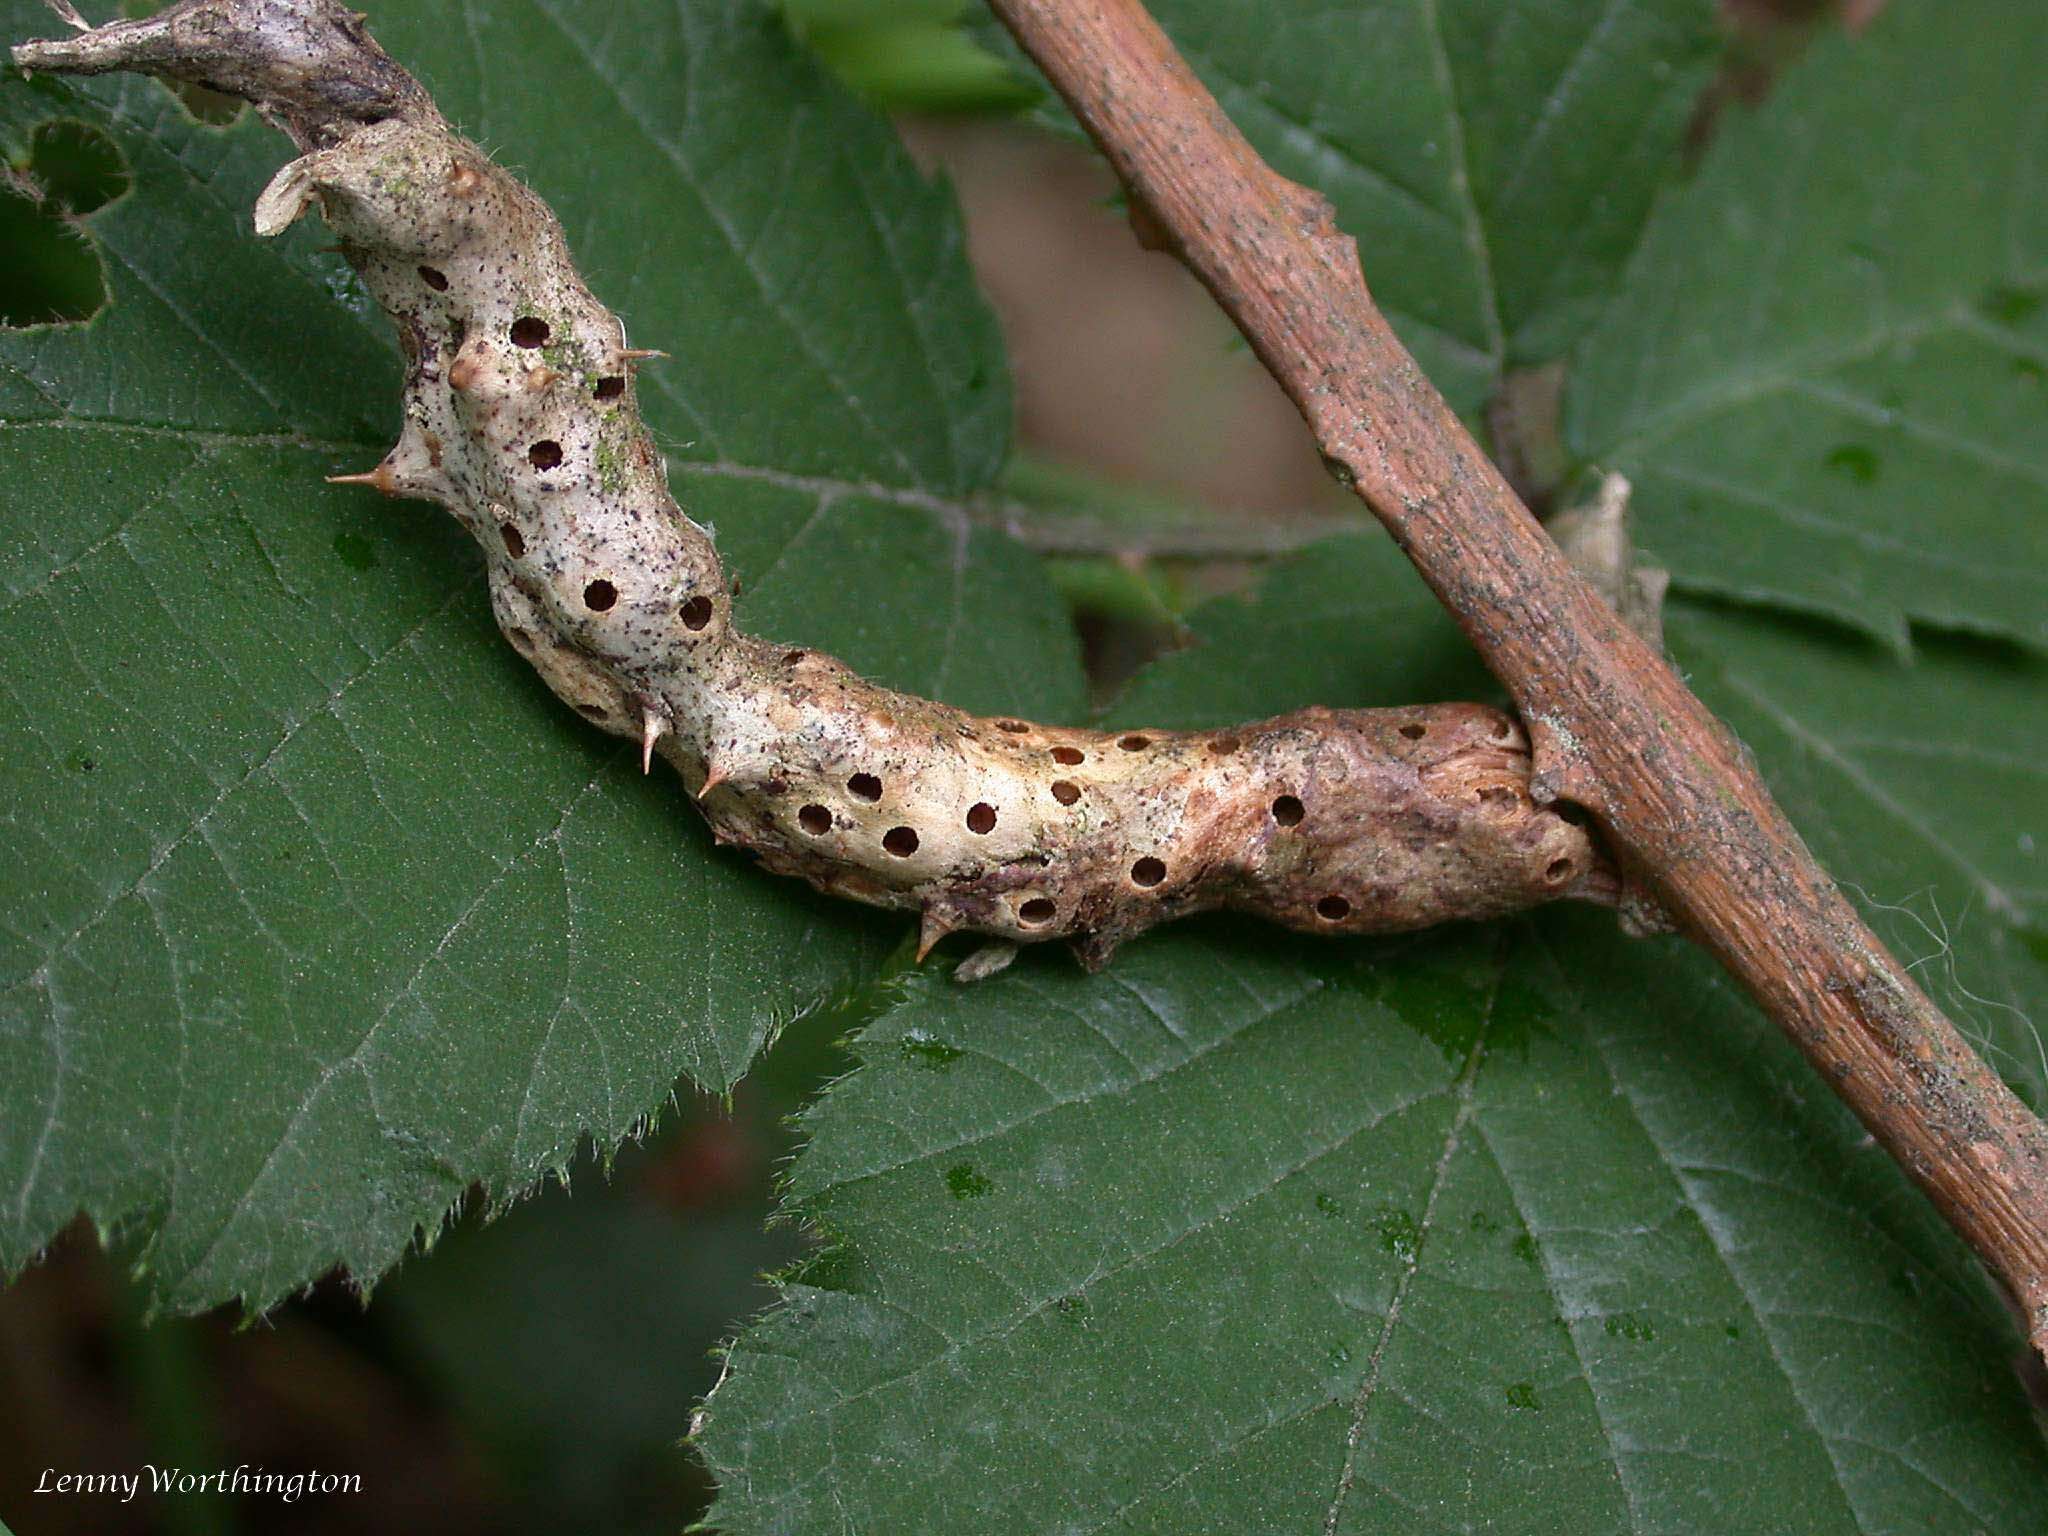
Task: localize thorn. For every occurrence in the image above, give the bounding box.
[326,462,399,496]
[916,907,957,964]
[445,161,483,197]
[640,708,670,774]
[696,760,728,799]
[523,365,561,393]
[47,2,90,32]
[253,158,316,238]
[621,348,666,363]
[447,354,479,393]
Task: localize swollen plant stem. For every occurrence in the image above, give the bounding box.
[8,0,1606,981]
[978,0,2048,1359]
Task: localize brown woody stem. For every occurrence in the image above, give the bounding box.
[982,0,2048,1356]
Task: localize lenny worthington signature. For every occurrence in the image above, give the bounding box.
[32,1466,361,1502]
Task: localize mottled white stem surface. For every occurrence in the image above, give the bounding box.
[13,0,1606,970]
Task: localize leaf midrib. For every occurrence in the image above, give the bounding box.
[1321,946,1503,1536]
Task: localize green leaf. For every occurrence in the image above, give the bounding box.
[990,0,1722,418]
[701,540,2048,1531]
[1569,0,2048,651]
[0,0,1082,1311]
[1668,604,2048,1109]
[702,923,2048,1533]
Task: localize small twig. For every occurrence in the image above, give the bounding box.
[982,0,2048,1357]
[968,496,1378,559]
